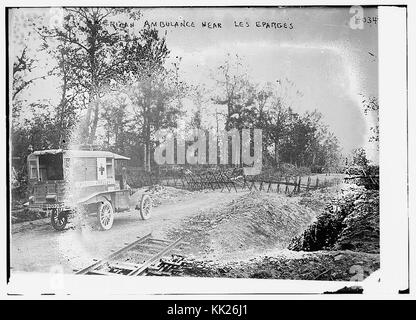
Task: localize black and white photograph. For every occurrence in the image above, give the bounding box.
[3,2,412,300]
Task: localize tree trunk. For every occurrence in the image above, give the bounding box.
[145,123,151,172]
[147,142,151,172]
[274,140,280,167]
[80,104,92,143]
[88,99,100,145]
[143,143,147,170]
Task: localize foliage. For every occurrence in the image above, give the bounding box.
[362,95,379,144]
[289,188,379,253]
[351,147,369,167]
[11,8,179,186]
[12,46,46,103]
[36,8,142,144]
[212,55,342,170]
[113,28,186,169]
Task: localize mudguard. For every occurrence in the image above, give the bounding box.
[76,191,114,206]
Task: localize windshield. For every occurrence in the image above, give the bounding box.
[38,153,64,181]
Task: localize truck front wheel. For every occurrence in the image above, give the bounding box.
[51,209,68,231]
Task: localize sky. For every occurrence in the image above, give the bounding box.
[10,6,379,161]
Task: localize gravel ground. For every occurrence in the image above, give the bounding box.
[11,189,247,273]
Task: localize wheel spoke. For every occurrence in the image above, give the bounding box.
[138,195,152,220]
[99,202,113,229]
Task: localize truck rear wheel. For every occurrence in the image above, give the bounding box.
[51,209,68,231]
[139,194,152,220]
[97,199,114,230]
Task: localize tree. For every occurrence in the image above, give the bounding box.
[51,45,86,148]
[12,46,48,123]
[188,84,208,130]
[211,57,341,170]
[212,54,256,131]
[362,95,379,145]
[119,28,186,170]
[37,8,142,144]
[100,93,131,154]
[12,46,46,102]
[12,102,63,181]
[352,147,369,167]
[252,87,341,170]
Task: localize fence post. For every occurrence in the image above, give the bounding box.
[285,177,289,193]
[172,170,176,187]
[181,172,187,189]
[267,181,272,193]
[121,167,127,190]
[242,174,247,189]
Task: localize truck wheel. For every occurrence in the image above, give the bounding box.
[97,199,114,230]
[139,194,152,220]
[51,209,68,231]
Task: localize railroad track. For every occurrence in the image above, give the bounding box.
[75,233,185,276]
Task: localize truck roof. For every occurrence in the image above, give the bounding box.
[29,149,130,160]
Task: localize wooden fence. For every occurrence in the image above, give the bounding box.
[125,166,341,194]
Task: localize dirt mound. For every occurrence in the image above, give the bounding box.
[11,208,47,223]
[334,190,379,252]
[169,191,317,261]
[289,186,379,253]
[298,187,339,213]
[135,185,193,206]
[182,250,379,281]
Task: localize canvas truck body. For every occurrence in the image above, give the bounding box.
[25,149,152,231]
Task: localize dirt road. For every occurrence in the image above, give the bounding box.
[11,190,248,274]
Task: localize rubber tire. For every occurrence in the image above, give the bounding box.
[96,199,114,231]
[51,209,68,231]
[139,194,152,220]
